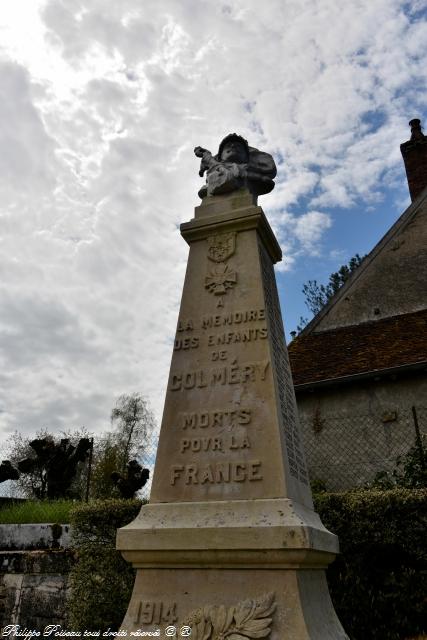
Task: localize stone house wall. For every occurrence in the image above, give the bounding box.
[297,374,427,491]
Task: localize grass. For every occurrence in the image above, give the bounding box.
[0,499,77,524]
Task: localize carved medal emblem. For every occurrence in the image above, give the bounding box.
[180,592,276,640]
[205,264,237,295]
[207,233,236,263]
[205,232,237,296]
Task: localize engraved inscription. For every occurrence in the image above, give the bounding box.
[230,434,251,449]
[169,303,271,492]
[211,350,228,360]
[174,337,199,350]
[179,434,251,453]
[170,359,270,391]
[180,437,224,453]
[207,327,267,345]
[170,360,270,391]
[259,240,308,485]
[175,310,268,350]
[133,601,178,625]
[170,460,263,485]
[201,309,265,328]
[177,319,194,332]
[180,409,252,429]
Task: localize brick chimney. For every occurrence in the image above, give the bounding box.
[400,118,427,202]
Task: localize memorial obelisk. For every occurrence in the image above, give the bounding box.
[117,134,348,639]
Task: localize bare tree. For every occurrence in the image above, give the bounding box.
[294,254,366,334]
[90,393,155,499]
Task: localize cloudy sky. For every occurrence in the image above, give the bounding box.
[0,0,426,448]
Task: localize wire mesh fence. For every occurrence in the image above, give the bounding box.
[1,407,425,501]
[136,406,427,497]
[137,430,159,500]
[300,405,426,491]
[139,406,427,496]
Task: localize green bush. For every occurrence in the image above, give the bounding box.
[366,436,427,490]
[315,488,427,640]
[68,499,142,631]
[67,491,426,639]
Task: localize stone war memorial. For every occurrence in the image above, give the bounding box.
[117,134,348,638]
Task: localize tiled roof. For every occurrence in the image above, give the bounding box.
[288,309,427,387]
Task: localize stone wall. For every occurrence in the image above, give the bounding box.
[0,549,74,631]
[0,525,75,632]
[0,524,71,551]
[297,374,427,490]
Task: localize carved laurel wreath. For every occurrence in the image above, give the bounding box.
[181,592,276,640]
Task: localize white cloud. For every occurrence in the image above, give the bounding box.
[293,211,333,254]
[0,60,57,208]
[0,0,426,443]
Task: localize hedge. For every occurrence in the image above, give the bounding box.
[68,499,142,631]
[315,488,426,640]
[67,490,426,639]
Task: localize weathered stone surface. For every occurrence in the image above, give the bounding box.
[0,523,71,550]
[1,549,75,574]
[117,186,348,638]
[147,201,311,506]
[0,550,73,631]
[295,376,427,491]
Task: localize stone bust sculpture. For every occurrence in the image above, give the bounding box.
[194,133,277,199]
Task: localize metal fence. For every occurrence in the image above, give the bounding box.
[138,406,427,497]
[300,405,426,491]
[137,430,159,500]
[140,406,427,496]
[1,407,425,500]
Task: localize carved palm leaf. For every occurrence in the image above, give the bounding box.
[182,592,276,640]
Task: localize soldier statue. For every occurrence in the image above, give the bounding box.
[194,133,276,199]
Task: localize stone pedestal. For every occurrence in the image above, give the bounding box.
[117,190,348,639]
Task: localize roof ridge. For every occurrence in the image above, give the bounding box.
[299,307,427,338]
[299,185,427,335]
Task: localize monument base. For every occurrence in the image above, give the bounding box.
[117,500,349,638]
